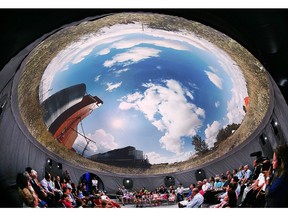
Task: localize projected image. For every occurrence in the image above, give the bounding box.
[39,13,248,165]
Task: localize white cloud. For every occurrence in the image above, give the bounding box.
[215,101,220,108]
[205,71,223,89]
[110,38,190,52]
[114,68,129,75]
[217,60,247,124]
[105,81,122,92]
[103,47,161,68]
[119,79,205,154]
[146,151,195,164]
[73,129,119,157]
[204,44,248,125]
[40,22,223,101]
[97,48,110,55]
[205,121,221,148]
[94,75,101,82]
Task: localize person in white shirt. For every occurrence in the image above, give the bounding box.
[175,183,184,202]
[240,171,266,206]
[202,179,211,193]
[178,188,204,208]
[92,177,98,190]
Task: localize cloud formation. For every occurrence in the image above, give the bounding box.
[40,23,214,101]
[146,151,195,164]
[204,121,221,148]
[105,81,122,92]
[205,71,223,89]
[73,129,119,157]
[103,47,161,68]
[119,79,205,154]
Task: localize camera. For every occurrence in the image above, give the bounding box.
[250,151,271,172]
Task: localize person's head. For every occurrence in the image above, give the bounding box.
[227,174,232,180]
[25,167,32,175]
[30,170,38,178]
[253,159,258,167]
[273,144,288,171]
[221,175,227,182]
[228,182,237,191]
[189,183,195,189]
[16,172,29,190]
[62,193,70,201]
[231,176,239,184]
[244,165,249,171]
[63,186,72,194]
[192,188,199,195]
[197,181,203,186]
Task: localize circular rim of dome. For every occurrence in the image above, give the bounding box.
[17,12,270,175]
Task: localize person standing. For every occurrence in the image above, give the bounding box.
[91,176,98,193]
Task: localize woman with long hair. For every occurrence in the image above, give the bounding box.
[265,144,288,207]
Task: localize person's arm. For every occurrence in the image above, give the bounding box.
[266,176,285,196]
[186,199,197,208]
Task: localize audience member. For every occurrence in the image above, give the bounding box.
[178,188,204,208]
[175,183,184,202]
[265,144,288,207]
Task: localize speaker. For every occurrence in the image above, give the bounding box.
[259,133,274,159]
[123,178,133,189]
[57,163,62,170]
[195,169,206,181]
[164,176,175,187]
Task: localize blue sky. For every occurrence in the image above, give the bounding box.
[40,23,248,164]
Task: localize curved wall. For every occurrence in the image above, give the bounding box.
[1,13,288,207]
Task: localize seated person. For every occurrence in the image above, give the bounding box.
[168,190,176,203]
[210,190,237,208]
[178,188,204,208]
[59,194,73,208]
[115,187,123,203]
[100,191,121,208]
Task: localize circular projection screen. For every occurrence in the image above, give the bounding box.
[18,12,270,175]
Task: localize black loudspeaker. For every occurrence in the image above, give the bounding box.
[123,178,133,189]
[259,133,274,160]
[195,169,206,181]
[164,176,175,187]
[47,158,52,167]
[57,163,62,170]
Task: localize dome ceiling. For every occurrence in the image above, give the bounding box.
[18,12,270,174]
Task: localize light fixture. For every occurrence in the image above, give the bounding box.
[47,158,52,166]
[259,133,268,146]
[57,163,62,169]
[123,178,133,189]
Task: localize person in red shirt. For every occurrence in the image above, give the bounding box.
[60,194,73,208]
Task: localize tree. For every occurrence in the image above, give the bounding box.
[192,135,209,153]
[216,123,240,144]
